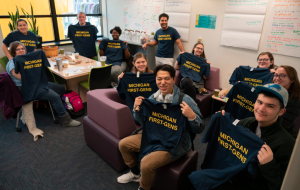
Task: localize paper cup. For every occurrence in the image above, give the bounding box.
[214,89,220,97]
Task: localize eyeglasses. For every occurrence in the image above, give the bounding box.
[258,59,269,62]
[16,48,25,51]
[274,74,287,79]
[195,47,203,50]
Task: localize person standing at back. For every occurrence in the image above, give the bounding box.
[142,13,185,66]
[75,12,91,26]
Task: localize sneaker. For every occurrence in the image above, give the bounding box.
[117,171,141,183]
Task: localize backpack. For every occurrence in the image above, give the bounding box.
[179,92,196,151]
[61,91,84,118]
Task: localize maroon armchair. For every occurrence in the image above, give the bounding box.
[83,89,199,189]
[175,67,220,118]
[83,89,140,171]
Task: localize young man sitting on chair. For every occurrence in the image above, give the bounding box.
[117,64,205,190]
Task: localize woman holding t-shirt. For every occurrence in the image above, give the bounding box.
[99,26,131,85]
[118,52,153,80]
[6,41,81,128]
[256,52,278,73]
[273,65,300,138]
[2,19,38,60]
[219,52,278,96]
[174,42,211,102]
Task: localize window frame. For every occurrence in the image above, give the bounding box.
[0,0,103,44]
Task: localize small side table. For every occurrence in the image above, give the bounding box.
[211,95,228,116]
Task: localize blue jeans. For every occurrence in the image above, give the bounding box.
[36,82,66,117]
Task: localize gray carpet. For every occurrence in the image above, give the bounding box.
[0,104,210,190]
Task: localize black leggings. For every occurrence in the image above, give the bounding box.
[180,78,198,102]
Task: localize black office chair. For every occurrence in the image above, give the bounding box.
[78,64,112,96]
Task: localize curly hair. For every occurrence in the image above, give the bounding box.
[110,26,122,35]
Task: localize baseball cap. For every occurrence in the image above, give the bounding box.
[255,83,289,107]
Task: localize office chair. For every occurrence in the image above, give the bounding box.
[0,56,8,72]
[78,64,112,96]
[45,67,68,89]
[16,100,58,132]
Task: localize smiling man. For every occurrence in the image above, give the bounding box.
[214,83,295,190]
[75,12,91,26]
[142,13,185,66]
[117,64,205,190]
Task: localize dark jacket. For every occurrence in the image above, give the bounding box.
[0,72,25,119]
[280,94,300,138]
[227,117,295,190]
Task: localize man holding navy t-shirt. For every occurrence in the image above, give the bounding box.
[142,13,185,66]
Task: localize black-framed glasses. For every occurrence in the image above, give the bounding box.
[195,47,203,50]
[274,74,287,79]
[258,59,270,62]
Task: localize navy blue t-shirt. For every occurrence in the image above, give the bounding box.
[13,50,50,102]
[99,39,127,66]
[117,73,158,116]
[3,31,38,53]
[138,99,187,161]
[225,82,258,120]
[176,52,210,82]
[189,112,264,190]
[68,25,98,57]
[75,22,91,26]
[154,27,180,58]
[229,66,273,87]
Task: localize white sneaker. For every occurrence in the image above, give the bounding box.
[117,171,141,183]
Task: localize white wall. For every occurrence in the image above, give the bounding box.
[103,0,300,89]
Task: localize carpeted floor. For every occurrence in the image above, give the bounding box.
[0,103,210,190]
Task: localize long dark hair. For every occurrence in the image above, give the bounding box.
[9,41,26,57]
[191,42,206,59]
[132,52,152,73]
[278,65,300,101]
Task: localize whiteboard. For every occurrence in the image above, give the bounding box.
[220,0,268,50]
[164,0,192,13]
[168,13,191,28]
[225,0,268,15]
[124,0,143,31]
[223,14,265,33]
[262,0,300,58]
[142,0,165,34]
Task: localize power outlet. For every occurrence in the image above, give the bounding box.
[198,38,202,43]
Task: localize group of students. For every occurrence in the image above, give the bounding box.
[1,11,300,190]
[2,18,82,141]
[110,13,299,190]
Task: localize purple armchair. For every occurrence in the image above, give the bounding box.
[175,67,220,118]
[83,88,199,189]
[83,88,140,171]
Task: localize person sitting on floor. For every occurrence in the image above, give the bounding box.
[174,42,211,102]
[99,26,131,85]
[117,64,205,190]
[273,65,300,138]
[206,84,295,190]
[6,41,81,127]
